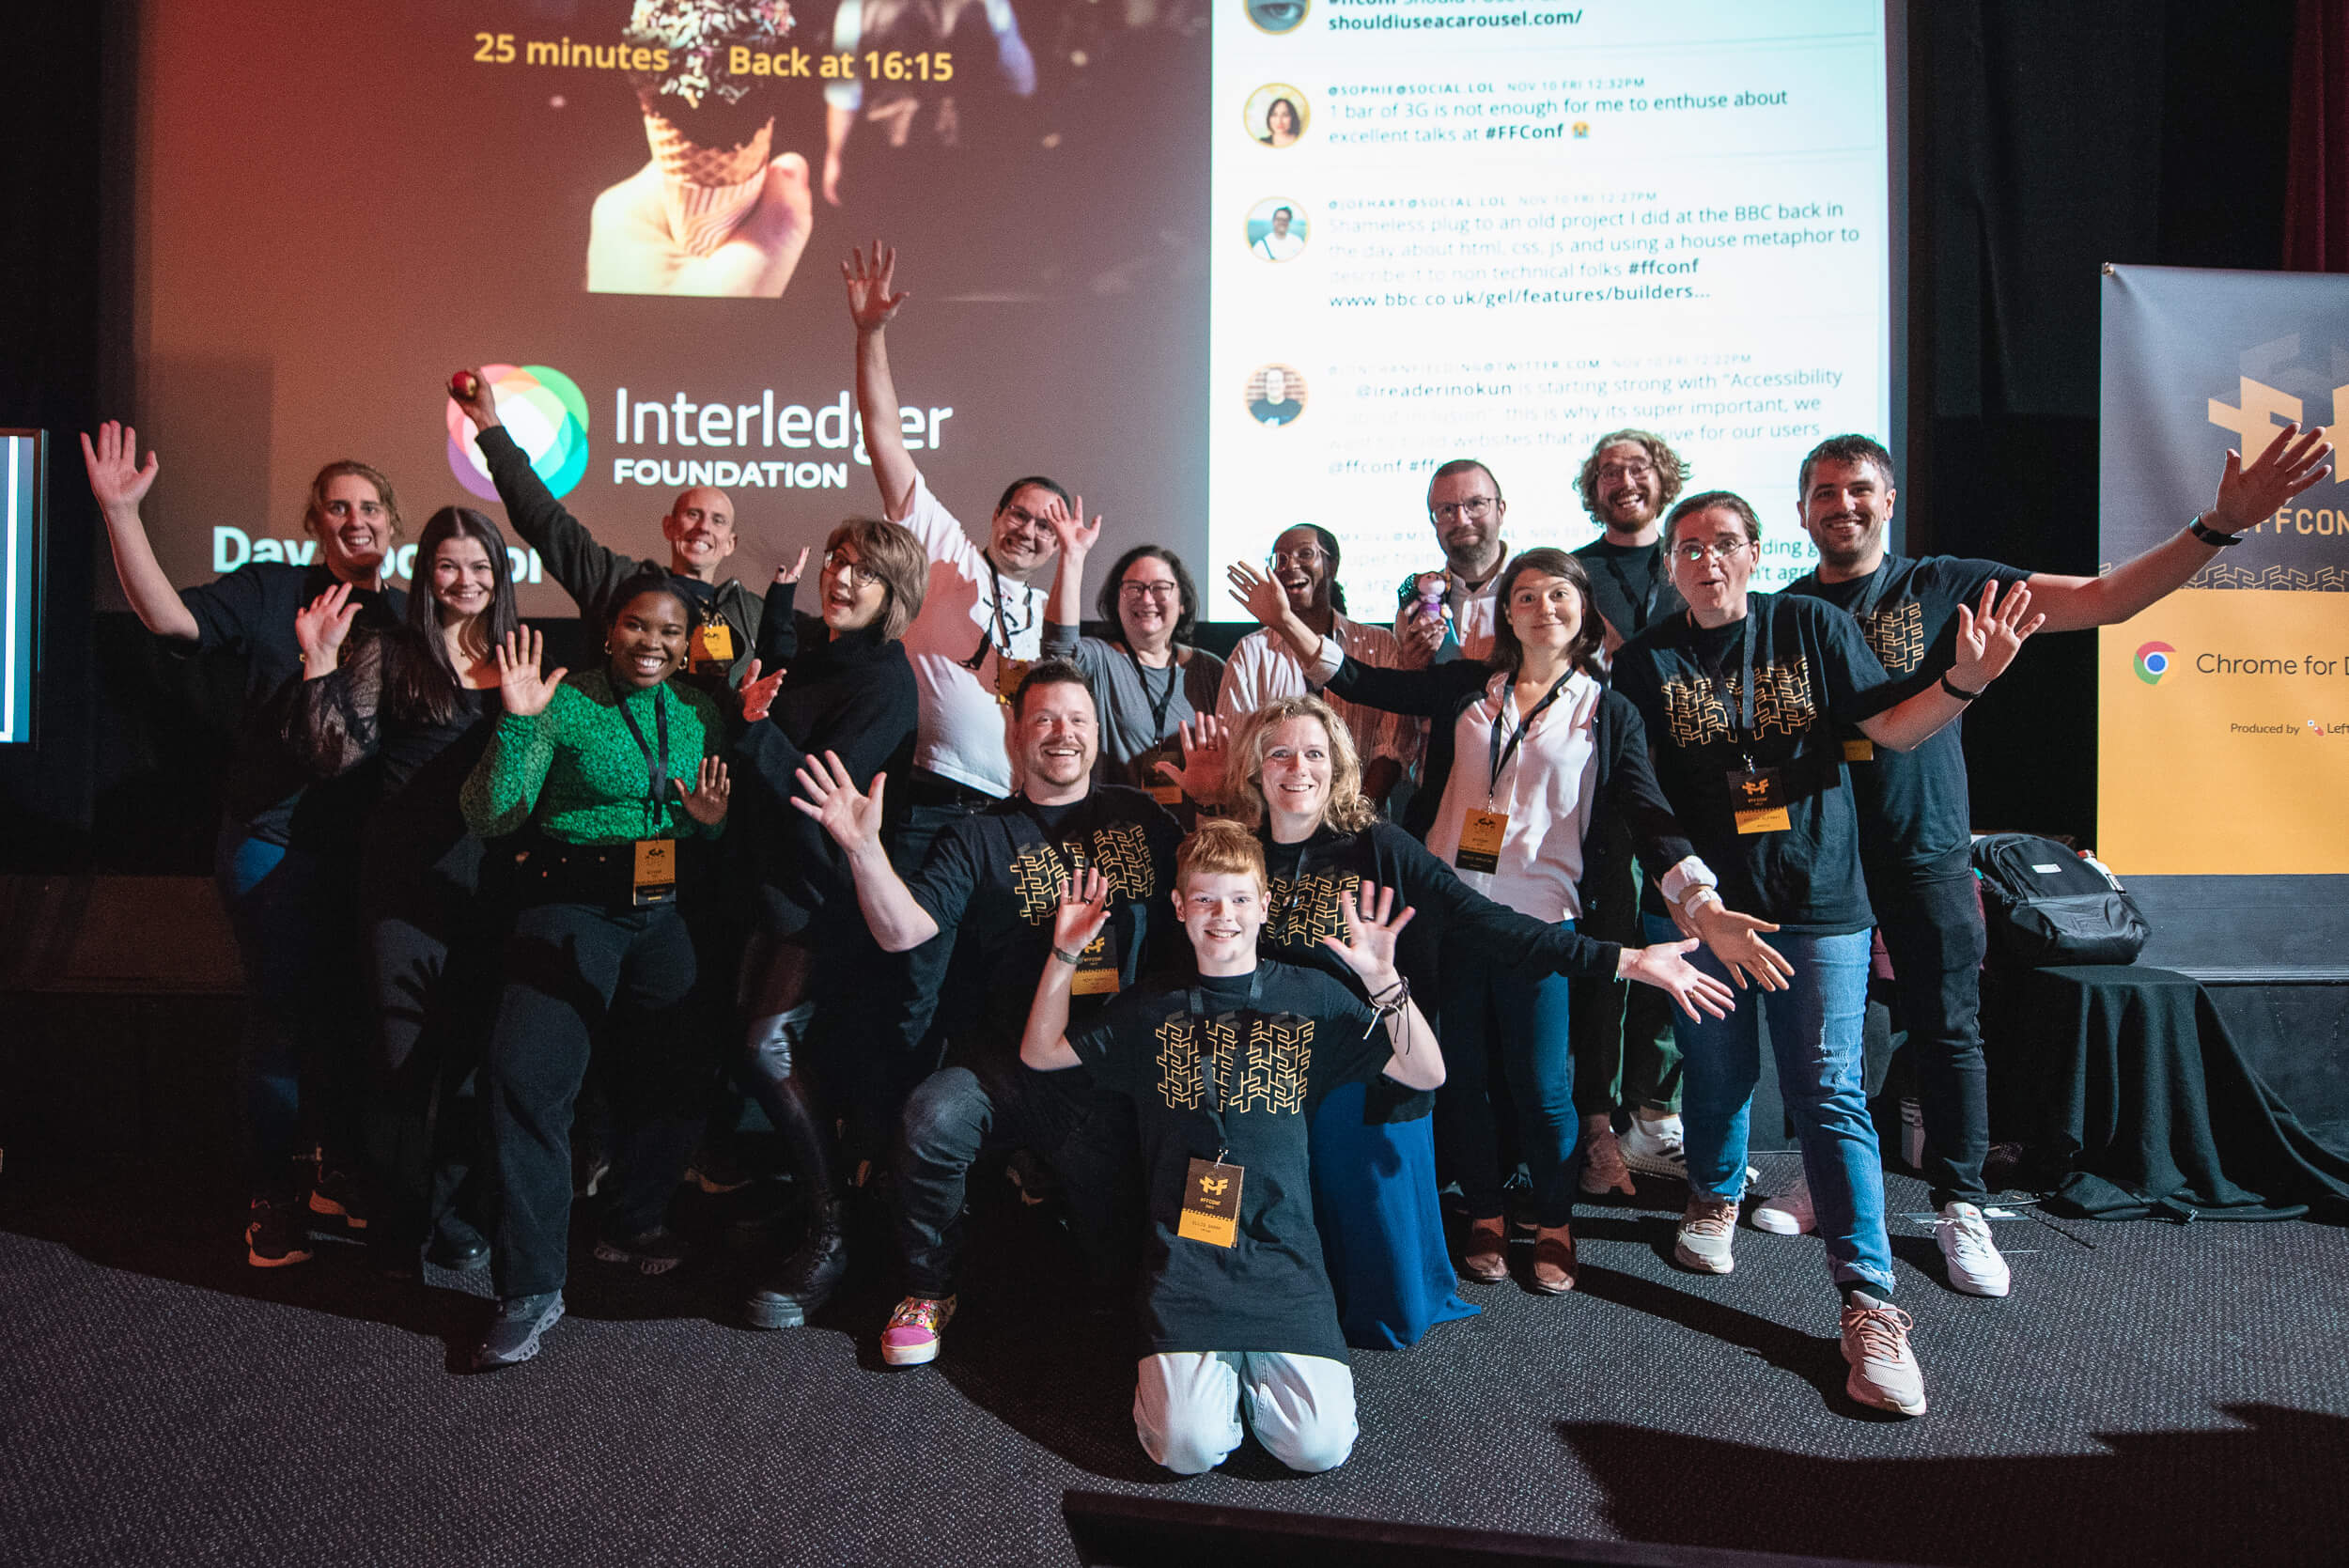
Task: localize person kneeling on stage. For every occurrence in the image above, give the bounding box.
[1019,822,1444,1475]
[459,577,735,1370]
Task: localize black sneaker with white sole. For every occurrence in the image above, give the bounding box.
[473,1292,566,1370]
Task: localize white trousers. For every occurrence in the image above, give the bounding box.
[1133,1351,1358,1475]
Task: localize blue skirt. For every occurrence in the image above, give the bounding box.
[1309,1082,1480,1351]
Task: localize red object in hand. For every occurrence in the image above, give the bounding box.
[450,370,480,400]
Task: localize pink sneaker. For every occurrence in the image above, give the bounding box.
[880,1295,957,1367]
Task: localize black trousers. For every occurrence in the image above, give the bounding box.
[1868,863,1991,1208]
[486,898,718,1298]
[887,773,996,1074]
[894,1058,1139,1299]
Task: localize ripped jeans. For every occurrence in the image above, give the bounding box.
[1648,918,1893,1298]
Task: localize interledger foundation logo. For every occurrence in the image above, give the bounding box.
[2133,641,2175,685]
[446,364,590,502]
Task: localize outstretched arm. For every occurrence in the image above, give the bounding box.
[1859,579,2045,752]
[846,243,920,520]
[1021,868,1111,1072]
[451,366,638,614]
[1044,493,1101,631]
[82,423,199,642]
[2023,422,2333,631]
[788,750,941,950]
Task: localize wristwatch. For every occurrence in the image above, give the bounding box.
[2189,515,2243,548]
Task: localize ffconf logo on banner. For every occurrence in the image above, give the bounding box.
[445,364,592,502]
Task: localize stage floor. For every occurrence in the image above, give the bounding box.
[6,1156,2345,1567]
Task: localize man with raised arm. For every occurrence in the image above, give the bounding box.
[792,660,1183,1367]
[1392,458,1512,664]
[1020,825,1443,1475]
[449,372,763,684]
[1776,427,2332,1297]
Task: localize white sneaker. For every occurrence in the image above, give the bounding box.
[1751,1174,1815,1235]
[1936,1202,2013,1296]
[1672,1194,1739,1274]
[1618,1117,1688,1180]
[1840,1301,1928,1416]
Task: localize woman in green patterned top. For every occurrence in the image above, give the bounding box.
[461,577,737,1371]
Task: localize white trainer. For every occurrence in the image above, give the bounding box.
[1841,1301,1928,1416]
[1751,1173,1815,1235]
[1618,1116,1688,1180]
[1936,1202,2013,1296]
[1672,1193,1739,1274]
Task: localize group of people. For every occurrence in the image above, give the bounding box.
[84,241,2331,1465]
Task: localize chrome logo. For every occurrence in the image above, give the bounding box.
[2134,641,2176,685]
[445,365,589,502]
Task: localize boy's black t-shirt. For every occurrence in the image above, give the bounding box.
[908,784,1183,1059]
[1784,554,2030,879]
[1572,536,1686,644]
[1068,959,1394,1362]
[1611,592,1896,935]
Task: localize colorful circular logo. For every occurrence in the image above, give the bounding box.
[445,364,589,502]
[2134,641,2175,685]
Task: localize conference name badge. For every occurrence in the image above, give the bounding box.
[1726,767,1791,834]
[993,656,1033,705]
[1070,929,1121,997]
[632,838,677,906]
[1149,783,1185,807]
[1455,808,1509,873]
[691,618,734,669]
[1843,738,1875,764]
[1177,1158,1243,1248]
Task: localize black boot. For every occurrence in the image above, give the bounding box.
[740,1024,849,1329]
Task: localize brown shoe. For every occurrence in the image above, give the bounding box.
[1579,1125,1637,1196]
[1458,1216,1509,1283]
[1531,1223,1578,1294]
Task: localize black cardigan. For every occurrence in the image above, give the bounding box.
[1323,655,1696,913]
[734,582,919,939]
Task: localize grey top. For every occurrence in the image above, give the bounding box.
[1041,624,1227,790]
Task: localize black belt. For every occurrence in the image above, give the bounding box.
[502,835,695,909]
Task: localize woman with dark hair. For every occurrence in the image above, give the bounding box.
[459,573,734,1369]
[288,505,521,1273]
[1191,692,1726,1345]
[1260,95,1303,147]
[1232,548,1750,1294]
[732,517,928,1329]
[1037,508,1225,795]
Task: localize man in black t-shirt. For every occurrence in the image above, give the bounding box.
[794,660,1183,1367]
[1781,429,2333,1299]
[1567,429,1694,1195]
[1020,820,1443,1475]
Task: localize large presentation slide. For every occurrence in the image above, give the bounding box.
[128,1,1892,616]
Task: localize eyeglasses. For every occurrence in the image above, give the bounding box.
[1596,460,1656,484]
[1118,582,1180,600]
[1431,496,1498,523]
[1268,547,1328,569]
[998,505,1054,533]
[1672,538,1752,566]
[822,550,880,587]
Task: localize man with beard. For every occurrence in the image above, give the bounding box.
[452,371,762,684]
[1568,430,1696,1193]
[1392,458,1511,663]
[1774,429,2331,1296]
[792,660,1183,1366]
[1219,523,1416,809]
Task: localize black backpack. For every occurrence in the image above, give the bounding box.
[1969,832,2152,967]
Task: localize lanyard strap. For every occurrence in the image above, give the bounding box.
[1123,642,1181,740]
[1688,609,1759,765]
[1601,548,1666,634]
[1185,967,1267,1159]
[1849,559,1895,627]
[1486,671,1575,804]
[962,551,1034,671]
[613,685,673,832]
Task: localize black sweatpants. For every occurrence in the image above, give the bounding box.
[486,898,718,1298]
[1867,864,1991,1208]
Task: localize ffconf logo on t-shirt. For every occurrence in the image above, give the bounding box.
[445,364,590,502]
[2133,641,2175,686]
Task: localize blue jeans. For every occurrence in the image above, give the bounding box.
[1437,928,1579,1229]
[1647,915,1893,1297]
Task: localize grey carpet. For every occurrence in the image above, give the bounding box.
[5,1158,2345,1568]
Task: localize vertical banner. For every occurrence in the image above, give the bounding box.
[2098,265,2349,875]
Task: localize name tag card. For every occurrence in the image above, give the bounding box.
[632,838,677,906]
[1177,1157,1243,1248]
[1455,808,1509,873]
[1843,738,1875,764]
[1149,783,1185,807]
[1726,767,1791,835]
[993,656,1033,705]
[1070,929,1122,997]
[691,619,734,669]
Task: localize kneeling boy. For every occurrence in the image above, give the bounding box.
[1019,819,1443,1474]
